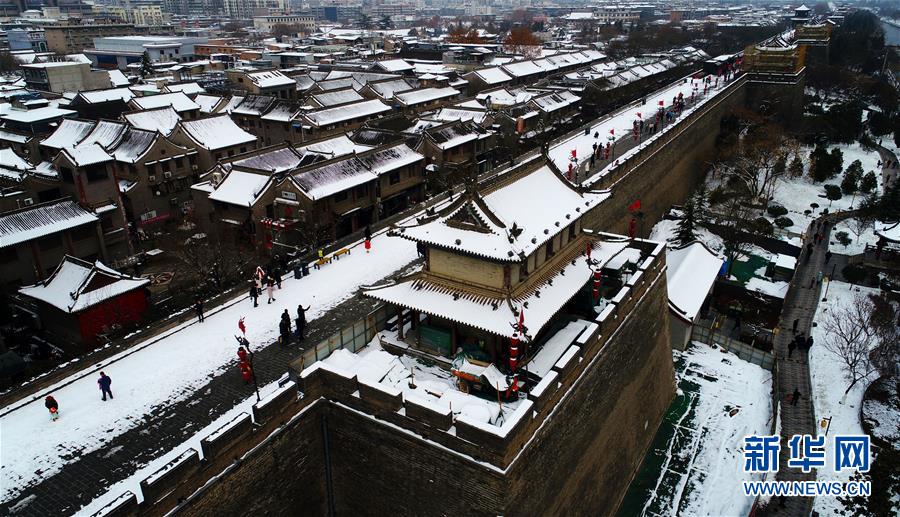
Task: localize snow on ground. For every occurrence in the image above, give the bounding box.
[648,218,725,253]
[808,280,881,516]
[0,230,418,502]
[829,217,878,255]
[769,142,883,229]
[639,342,772,516]
[76,377,286,514]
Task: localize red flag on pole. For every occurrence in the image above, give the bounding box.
[636,112,641,118]
[518,307,525,331]
[628,199,641,212]
[571,149,577,159]
[609,129,615,135]
[238,317,246,335]
[658,100,664,106]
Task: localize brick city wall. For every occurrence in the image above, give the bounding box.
[585,76,749,235]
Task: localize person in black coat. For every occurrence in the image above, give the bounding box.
[194,298,204,323]
[272,267,282,289]
[296,304,310,340]
[279,318,291,346]
[249,284,259,307]
[806,335,814,350]
[98,371,113,401]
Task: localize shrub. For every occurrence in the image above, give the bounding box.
[767,204,788,217]
[825,184,843,204]
[774,216,794,228]
[842,263,867,284]
[752,217,774,236]
[860,171,877,194]
[835,230,852,247]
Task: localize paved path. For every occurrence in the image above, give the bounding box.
[769,217,834,515]
[0,278,399,516]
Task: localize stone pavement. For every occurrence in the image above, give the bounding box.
[0,278,398,516]
[769,217,833,515]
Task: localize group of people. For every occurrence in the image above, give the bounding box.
[877,159,899,169]
[787,329,814,359]
[43,371,113,421]
[249,266,282,308]
[279,304,311,346]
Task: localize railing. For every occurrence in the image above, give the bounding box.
[293,303,396,371]
[691,324,776,371]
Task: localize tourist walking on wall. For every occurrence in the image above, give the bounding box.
[791,387,802,406]
[45,395,59,421]
[249,283,259,308]
[98,372,113,401]
[365,225,372,253]
[266,277,276,304]
[296,304,310,340]
[194,298,205,323]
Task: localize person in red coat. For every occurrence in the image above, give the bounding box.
[240,362,253,384]
[237,346,248,363]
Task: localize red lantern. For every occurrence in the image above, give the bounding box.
[509,332,520,372]
[571,149,577,159]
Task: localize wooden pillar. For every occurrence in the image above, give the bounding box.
[397,307,405,340]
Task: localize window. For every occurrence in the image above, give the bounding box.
[519,258,529,279]
[175,157,183,168]
[568,223,576,241]
[545,237,555,258]
[240,147,247,153]
[59,167,73,183]
[147,163,156,174]
[227,150,234,157]
[389,171,400,185]
[0,247,16,264]
[333,190,348,202]
[128,164,136,174]
[354,184,367,198]
[71,224,94,242]
[161,160,171,172]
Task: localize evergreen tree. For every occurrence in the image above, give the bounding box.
[809,144,830,182]
[859,171,877,194]
[140,51,153,78]
[788,154,803,177]
[675,200,697,247]
[693,182,709,224]
[841,159,863,194]
[829,147,844,176]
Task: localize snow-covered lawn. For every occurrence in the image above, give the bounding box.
[0,229,418,503]
[808,280,881,516]
[829,217,879,255]
[636,342,772,516]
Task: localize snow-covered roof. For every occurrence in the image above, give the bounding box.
[398,165,609,262]
[208,170,271,207]
[123,107,181,136]
[193,94,225,114]
[375,58,414,72]
[260,101,300,122]
[19,256,149,313]
[130,92,200,113]
[0,129,32,144]
[367,79,414,99]
[164,82,205,95]
[0,148,32,171]
[293,156,375,201]
[108,69,130,88]
[74,88,135,105]
[0,200,98,249]
[432,108,487,124]
[78,120,126,148]
[875,221,900,243]
[231,95,275,116]
[296,134,373,159]
[666,241,724,322]
[501,60,544,78]
[177,115,256,151]
[110,128,156,163]
[304,99,391,128]
[40,119,95,150]
[395,87,459,107]
[468,67,513,85]
[247,70,295,89]
[359,144,423,176]
[59,143,113,167]
[232,147,303,174]
[311,88,364,107]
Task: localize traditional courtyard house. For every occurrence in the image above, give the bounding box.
[500,60,545,86]
[0,149,63,212]
[163,82,206,97]
[18,256,150,345]
[431,108,492,127]
[394,87,461,113]
[68,87,135,120]
[190,167,274,250]
[128,92,200,120]
[229,95,277,134]
[299,99,392,139]
[0,128,36,159]
[309,77,363,95]
[415,121,495,191]
[109,127,199,230]
[527,90,582,128]
[169,115,258,171]
[373,58,415,75]
[664,241,724,350]
[39,118,97,161]
[0,200,105,287]
[259,101,303,146]
[122,106,181,136]
[51,143,131,258]
[363,163,611,361]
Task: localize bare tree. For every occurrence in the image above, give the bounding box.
[867,293,900,378]
[822,293,880,395]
